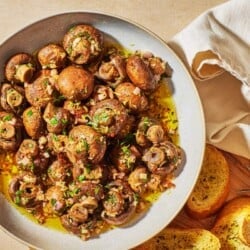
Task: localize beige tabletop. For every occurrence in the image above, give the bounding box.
[0,0,227,249]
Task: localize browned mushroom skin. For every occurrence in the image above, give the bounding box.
[110,144,141,173]
[115,82,148,112]
[67,181,104,202]
[0,83,27,114]
[47,158,72,184]
[101,180,138,225]
[47,133,68,154]
[23,106,45,139]
[97,54,127,88]
[57,66,94,101]
[142,141,182,176]
[8,172,43,208]
[66,125,106,164]
[44,185,67,216]
[25,70,55,108]
[128,167,149,194]
[15,139,49,173]
[126,55,157,92]
[0,111,22,151]
[37,44,67,69]
[63,24,103,65]
[72,162,106,182]
[43,102,72,134]
[136,117,165,147]
[5,53,36,83]
[89,99,128,138]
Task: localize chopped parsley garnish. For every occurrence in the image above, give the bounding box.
[26,109,33,117]
[49,117,59,126]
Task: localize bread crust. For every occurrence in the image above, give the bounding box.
[185,144,230,219]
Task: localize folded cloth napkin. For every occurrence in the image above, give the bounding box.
[168,0,250,159]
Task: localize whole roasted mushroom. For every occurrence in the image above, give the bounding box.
[101,180,138,225]
[43,102,72,134]
[5,53,36,83]
[0,83,27,114]
[44,185,67,216]
[63,24,103,65]
[23,106,45,139]
[142,141,182,176]
[136,117,165,147]
[0,111,22,152]
[25,70,56,108]
[110,144,141,173]
[15,139,50,173]
[37,43,67,69]
[66,125,106,164]
[97,54,127,88]
[115,82,148,112]
[47,158,72,184]
[128,166,149,194]
[89,99,128,138]
[8,172,44,208]
[57,65,94,101]
[126,55,157,92]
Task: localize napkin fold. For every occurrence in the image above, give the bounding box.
[168,0,250,159]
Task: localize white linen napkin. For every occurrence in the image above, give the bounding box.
[168,0,250,159]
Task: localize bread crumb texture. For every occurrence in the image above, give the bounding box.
[186,144,230,218]
[211,196,250,249]
[133,228,221,250]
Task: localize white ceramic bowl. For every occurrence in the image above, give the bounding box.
[0,12,205,250]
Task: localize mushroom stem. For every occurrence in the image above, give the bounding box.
[15,64,34,82]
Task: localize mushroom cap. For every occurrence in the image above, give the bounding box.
[57,66,94,101]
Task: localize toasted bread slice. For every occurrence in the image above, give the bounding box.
[134,228,221,250]
[186,144,230,219]
[211,196,250,249]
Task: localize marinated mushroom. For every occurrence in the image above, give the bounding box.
[57,65,94,101]
[128,167,149,194]
[101,180,138,225]
[97,54,127,88]
[72,162,106,182]
[136,117,165,147]
[8,172,44,208]
[126,55,157,92]
[142,141,182,176]
[5,53,36,83]
[47,158,72,184]
[63,100,89,125]
[15,139,49,173]
[63,24,103,64]
[44,185,67,216]
[43,102,71,134]
[89,99,128,138]
[115,82,148,112]
[0,83,27,114]
[47,133,68,154]
[37,44,67,69]
[0,111,22,151]
[110,144,141,173]
[25,70,56,108]
[66,125,106,164]
[23,106,45,139]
